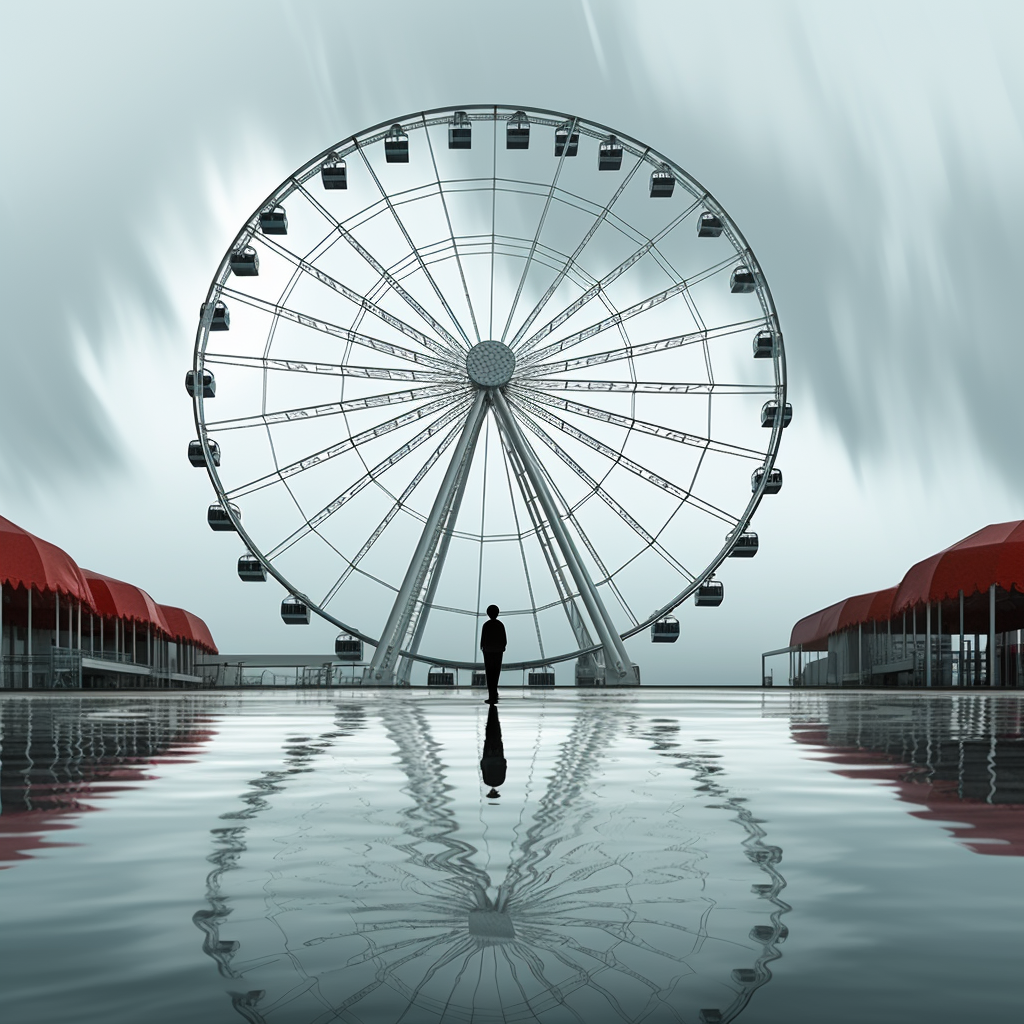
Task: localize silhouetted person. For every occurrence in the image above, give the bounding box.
[480,604,506,704]
[480,702,506,799]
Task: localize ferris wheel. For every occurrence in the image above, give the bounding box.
[187,105,789,685]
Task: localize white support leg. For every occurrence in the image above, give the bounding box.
[366,390,488,684]
[492,390,635,683]
[396,428,476,684]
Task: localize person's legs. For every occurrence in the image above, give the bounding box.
[484,651,502,702]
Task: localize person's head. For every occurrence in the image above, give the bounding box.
[487,604,499,619]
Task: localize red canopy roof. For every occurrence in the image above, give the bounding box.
[790,586,897,649]
[83,570,172,635]
[0,515,96,607]
[893,520,1024,614]
[158,604,218,655]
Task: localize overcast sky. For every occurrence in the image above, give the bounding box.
[1,0,1021,683]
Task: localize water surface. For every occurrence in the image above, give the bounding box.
[1,690,1021,1023]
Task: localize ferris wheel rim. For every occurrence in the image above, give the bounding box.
[191,104,788,673]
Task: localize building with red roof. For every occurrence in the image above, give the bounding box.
[1,514,217,689]
[769,521,1023,687]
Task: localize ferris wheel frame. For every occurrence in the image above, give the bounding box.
[190,103,788,677]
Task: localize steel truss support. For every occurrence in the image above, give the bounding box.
[395,427,476,685]
[492,390,637,684]
[365,390,488,684]
[496,424,602,682]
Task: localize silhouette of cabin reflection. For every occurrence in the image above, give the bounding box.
[194,698,790,1023]
[784,693,1024,855]
[0,697,213,867]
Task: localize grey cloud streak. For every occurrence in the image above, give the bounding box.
[2,0,1021,500]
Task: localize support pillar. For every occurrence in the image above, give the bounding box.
[959,590,964,687]
[989,583,997,687]
[493,390,635,683]
[366,391,488,684]
[926,602,932,688]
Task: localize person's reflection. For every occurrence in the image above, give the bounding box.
[480,703,506,799]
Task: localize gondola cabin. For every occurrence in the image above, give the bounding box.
[449,111,472,149]
[506,111,530,149]
[761,401,793,428]
[427,666,455,686]
[281,597,310,624]
[335,634,363,661]
[728,531,759,557]
[752,467,783,494]
[185,369,216,398]
[259,205,288,235]
[697,211,723,237]
[651,615,680,643]
[207,502,240,531]
[753,329,776,358]
[229,246,259,276]
[237,552,266,582]
[188,438,220,467]
[528,671,555,686]
[321,157,347,189]
[695,581,724,607]
[554,122,579,157]
[202,300,230,331]
[384,124,409,163]
[650,166,675,197]
[598,135,623,170]
[730,266,755,292]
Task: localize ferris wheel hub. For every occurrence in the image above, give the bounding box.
[466,340,516,388]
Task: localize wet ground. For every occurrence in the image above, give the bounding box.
[1,689,1021,1023]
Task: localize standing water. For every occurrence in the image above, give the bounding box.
[0,690,1021,1023]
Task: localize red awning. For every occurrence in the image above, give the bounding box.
[0,515,96,608]
[790,587,898,650]
[83,570,172,635]
[158,604,218,655]
[893,520,1024,614]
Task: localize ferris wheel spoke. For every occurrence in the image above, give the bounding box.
[521,318,765,378]
[253,235,464,366]
[266,399,472,563]
[220,286,456,371]
[530,378,778,395]
[514,387,766,461]
[499,118,579,346]
[420,115,483,346]
[529,441,640,628]
[519,254,738,370]
[203,352,454,384]
[509,393,740,527]
[507,155,647,351]
[319,416,469,608]
[493,390,635,680]
[225,392,467,500]
[513,202,700,359]
[294,177,470,356]
[351,143,472,351]
[205,384,454,432]
[515,407,695,583]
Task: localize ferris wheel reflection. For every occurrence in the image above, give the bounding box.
[194,698,789,1023]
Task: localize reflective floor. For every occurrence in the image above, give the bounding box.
[0,690,1021,1023]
